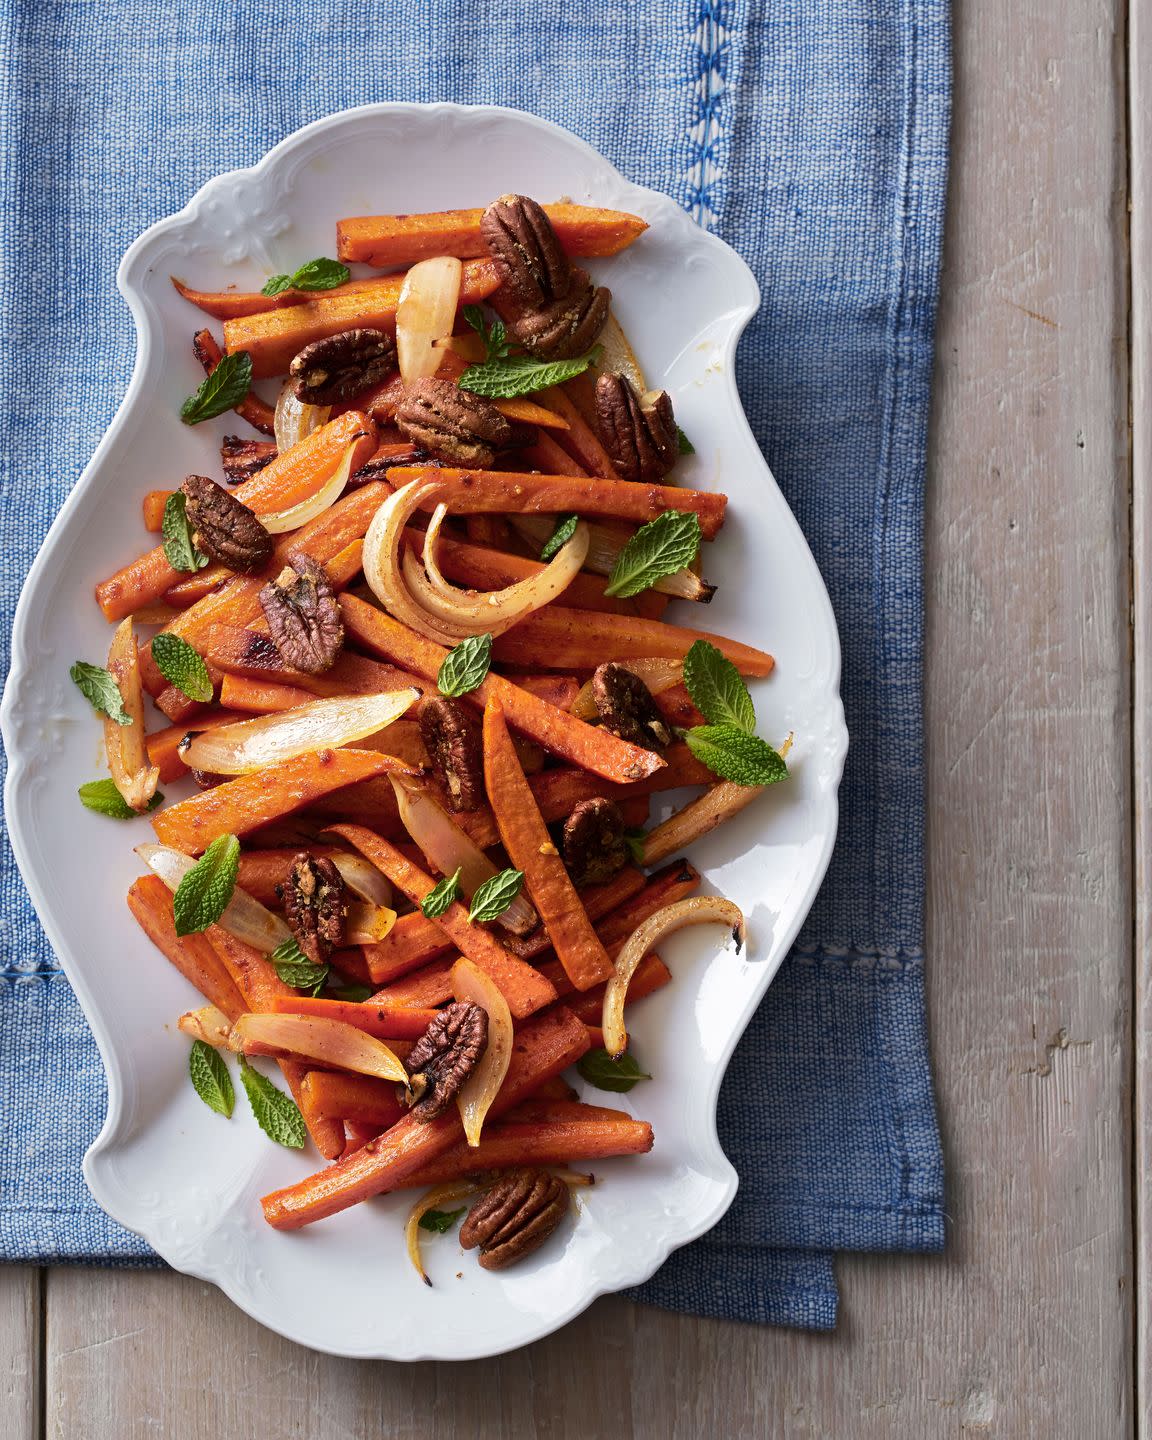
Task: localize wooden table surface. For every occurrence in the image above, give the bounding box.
[2,1,1144,1434]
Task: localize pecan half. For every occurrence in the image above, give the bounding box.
[419,696,485,811]
[259,556,344,674]
[591,663,671,751]
[561,797,629,887]
[459,1168,569,1270]
[394,378,514,467]
[278,852,347,964]
[595,373,678,483]
[289,328,397,405]
[221,436,277,485]
[508,268,611,360]
[181,474,273,574]
[405,1001,488,1121]
[480,194,574,308]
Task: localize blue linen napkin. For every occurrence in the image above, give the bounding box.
[0,0,949,1329]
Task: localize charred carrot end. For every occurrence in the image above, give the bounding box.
[261,1004,591,1229]
[339,595,664,784]
[336,205,648,268]
[483,699,614,992]
[327,824,557,1020]
[223,259,501,379]
[151,749,403,855]
[402,1115,654,1189]
[126,875,247,1020]
[142,490,172,532]
[267,995,439,1041]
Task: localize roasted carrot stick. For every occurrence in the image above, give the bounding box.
[370,957,455,1008]
[536,385,619,476]
[192,329,276,435]
[302,777,405,834]
[361,912,454,985]
[172,274,411,321]
[385,465,728,539]
[336,205,648,267]
[152,749,409,855]
[491,606,774,676]
[556,953,673,1018]
[483,699,613,991]
[328,824,557,1019]
[400,1115,654,1189]
[301,1071,406,1129]
[224,258,501,378]
[339,596,664,783]
[96,414,378,624]
[267,995,438,1040]
[218,674,318,714]
[126,875,247,1018]
[501,864,652,962]
[261,1004,591,1229]
[142,490,171,532]
[205,927,345,1159]
[524,1074,580,1102]
[499,674,581,711]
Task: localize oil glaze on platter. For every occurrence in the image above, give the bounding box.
[0,104,847,1359]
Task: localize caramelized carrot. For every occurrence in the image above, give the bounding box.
[126,875,246,1019]
[483,700,613,991]
[537,385,620,476]
[301,1071,405,1129]
[327,824,558,1020]
[218,674,318,714]
[172,274,413,321]
[385,465,728,539]
[499,674,581,711]
[223,259,501,378]
[523,430,589,477]
[400,1115,654,1189]
[151,749,409,855]
[336,205,648,268]
[340,595,664,784]
[551,953,673,1017]
[142,490,171,532]
[267,995,438,1040]
[192,329,276,435]
[260,1005,591,1229]
[370,957,455,1008]
[361,912,454,985]
[501,865,651,962]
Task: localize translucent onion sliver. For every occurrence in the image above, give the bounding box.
[273,380,331,455]
[135,843,290,953]
[451,957,513,1147]
[259,439,357,534]
[230,1012,409,1083]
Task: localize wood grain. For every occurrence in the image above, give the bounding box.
[25,0,1139,1434]
[0,1268,40,1440]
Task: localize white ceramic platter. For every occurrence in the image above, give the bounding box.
[0,104,846,1359]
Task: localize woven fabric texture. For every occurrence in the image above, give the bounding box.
[0,0,950,1331]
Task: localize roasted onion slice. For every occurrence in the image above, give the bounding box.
[451,958,513,1147]
[229,1012,409,1083]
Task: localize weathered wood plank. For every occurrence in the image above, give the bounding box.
[0,1268,41,1440]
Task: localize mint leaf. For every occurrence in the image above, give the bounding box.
[173,833,240,936]
[161,491,210,573]
[623,828,648,866]
[437,633,492,698]
[189,1039,234,1118]
[328,982,375,1003]
[419,1206,466,1234]
[238,1056,307,1148]
[462,306,509,361]
[676,425,695,455]
[460,347,600,399]
[69,661,132,726]
[79,778,163,818]
[682,639,756,734]
[603,511,702,598]
[180,350,253,425]
[421,867,462,920]
[684,725,789,787]
[540,514,579,562]
[468,868,524,924]
[262,257,350,296]
[151,633,214,703]
[270,938,329,997]
[577,1048,652,1093]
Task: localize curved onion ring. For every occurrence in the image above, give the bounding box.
[179,689,421,775]
[135,843,290,953]
[405,1180,479,1286]
[259,439,358,535]
[331,853,393,909]
[273,380,331,455]
[451,958,513,1147]
[389,776,538,936]
[602,897,746,1058]
[362,478,464,645]
[229,1012,409,1083]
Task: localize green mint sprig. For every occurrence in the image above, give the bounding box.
[79,778,163,818]
[189,1039,234,1118]
[468,868,524,924]
[261,257,350,297]
[173,833,240,936]
[162,492,210,573]
[328,982,375,1003]
[421,867,462,920]
[238,1056,307,1148]
[460,349,601,400]
[680,639,789,788]
[676,425,695,455]
[70,661,132,726]
[151,633,214,703]
[540,514,579,562]
[270,937,328,997]
[577,1048,652,1093]
[462,306,510,362]
[437,633,492,698]
[419,1207,467,1234]
[180,350,254,426]
[604,511,702,598]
